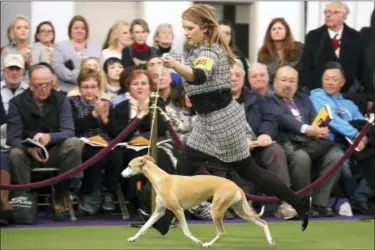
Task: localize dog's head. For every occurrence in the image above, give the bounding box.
[121,155,156,178]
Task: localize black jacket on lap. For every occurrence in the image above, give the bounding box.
[106,98,168,142]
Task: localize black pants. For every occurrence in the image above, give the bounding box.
[80,146,125,195]
[122,147,176,208]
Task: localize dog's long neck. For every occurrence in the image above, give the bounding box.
[142,163,169,187]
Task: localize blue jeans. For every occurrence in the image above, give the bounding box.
[0,151,10,172]
[338,144,374,201]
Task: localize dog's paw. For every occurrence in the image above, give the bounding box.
[201,242,212,248]
[128,236,137,242]
[269,240,276,247]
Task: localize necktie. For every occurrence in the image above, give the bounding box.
[332,34,340,51]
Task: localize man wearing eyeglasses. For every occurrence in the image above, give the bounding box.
[299,1,373,95]
[6,63,83,221]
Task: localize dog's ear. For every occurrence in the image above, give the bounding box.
[143,155,156,164]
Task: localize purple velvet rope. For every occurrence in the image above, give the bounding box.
[166,119,371,203]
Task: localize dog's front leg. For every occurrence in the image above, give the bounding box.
[128,206,166,242]
[173,208,203,246]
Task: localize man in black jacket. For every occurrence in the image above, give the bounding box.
[7,64,83,221]
[299,1,373,94]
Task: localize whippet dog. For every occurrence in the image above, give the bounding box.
[122,155,275,248]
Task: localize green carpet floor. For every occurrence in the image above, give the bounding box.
[1,220,374,249]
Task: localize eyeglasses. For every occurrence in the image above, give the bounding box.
[31,82,52,90]
[39,30,53,34]
[323,10,344,15]
[80,85,98,91]
[276,78,297,84]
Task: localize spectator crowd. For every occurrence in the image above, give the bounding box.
[0,1,374,226]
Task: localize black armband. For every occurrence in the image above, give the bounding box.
[188,68,207,85]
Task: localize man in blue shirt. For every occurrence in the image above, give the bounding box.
[310,62,374,214]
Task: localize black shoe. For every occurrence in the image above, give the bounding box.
[350,200,372,214]
[310,205,335,217]
[102,192,115,212]
[138,208,174,236]
[298,196,312,232]
[0,211,10,226]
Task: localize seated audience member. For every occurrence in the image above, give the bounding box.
[1,16,32,79]
[105,69,176,212]
[103,57,124,99]
[52,15,101,93]
[152,24,183,84]
[121,19,160,68]
[1,54,28,113]
[267,66,342,217]
[69,69,124,214]
[219,20,250,88]
[37,62,59,90]
[31,21,56,65]
[153,23,182,62]
[100,20,132,64]
[165,83,196,142]
[258,18,303,86]
[110,69,131,107]
[146,56,182,88]
[7,64,83,221]
[0,95,12,226]
[248,62,272,95]
[231,60,297,219]
[67,57,110,100]
[310,62,375,203]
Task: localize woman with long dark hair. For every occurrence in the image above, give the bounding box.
[258,17,303,85]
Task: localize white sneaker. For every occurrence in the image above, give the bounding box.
[275,202,297,220]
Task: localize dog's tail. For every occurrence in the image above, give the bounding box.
[241,191,265,218]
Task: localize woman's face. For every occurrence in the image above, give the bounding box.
[132,24,148,45]
[151,68,171,90]
[230,64,244,94]
[118,25,132,47]
[156,27,173,48]
[270,22,287,42]
[107,62,124,81]
[37,23,54,45]
[79,78,100,103]
[183,19,205,45]
[13,19,30,41]
[219,24,231,46]
[71,20,87,42]
[129,74,151,101]
[85,59,100,71]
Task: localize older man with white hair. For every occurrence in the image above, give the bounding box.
[299,1,372,94]
[1,54,28,113]
[248,62,272,96]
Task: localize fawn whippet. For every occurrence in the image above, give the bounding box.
[121,155,275,248]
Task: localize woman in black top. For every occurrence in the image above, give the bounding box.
[121,19,160,68]
[69,69,124,214]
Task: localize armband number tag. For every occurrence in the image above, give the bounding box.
[193,57,214,71]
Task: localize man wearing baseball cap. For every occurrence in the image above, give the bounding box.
[1,54,28,113]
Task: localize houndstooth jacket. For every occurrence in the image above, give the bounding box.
[182,44,250,163]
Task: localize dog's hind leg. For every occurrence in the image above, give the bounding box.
[128,197,166,242]
[201,205,226,248]
[231,193,275,247]
[172,208,203,246]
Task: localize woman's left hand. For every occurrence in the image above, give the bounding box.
[161,55,177,69]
